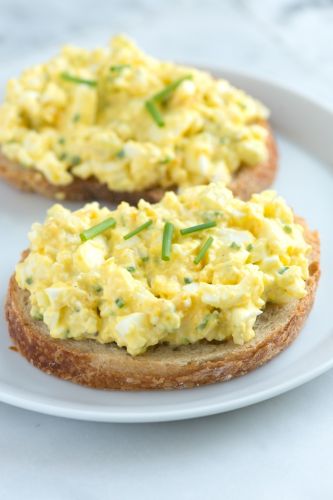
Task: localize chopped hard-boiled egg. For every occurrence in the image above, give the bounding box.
[0,36,268,192]
[16,183,310,356]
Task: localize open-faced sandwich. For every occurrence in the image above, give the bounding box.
[0,36,277,203]
[6,183,319,390]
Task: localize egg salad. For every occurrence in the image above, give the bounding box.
[15,183,310,356]
[0,36,269,192]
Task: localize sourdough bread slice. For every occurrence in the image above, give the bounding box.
[0,121,277,203]
[5,218,319,391]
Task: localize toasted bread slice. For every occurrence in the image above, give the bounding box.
[5,217,319,390]
[0,121,277,203]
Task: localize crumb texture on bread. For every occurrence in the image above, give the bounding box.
[5,219,319,390]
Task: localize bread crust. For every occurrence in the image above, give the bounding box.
[5,219,320,390]
[0,121,277,203]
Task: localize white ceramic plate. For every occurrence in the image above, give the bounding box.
[0,68,332,423]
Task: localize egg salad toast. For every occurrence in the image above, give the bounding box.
[5,183,319,389]
[0,36,277,203]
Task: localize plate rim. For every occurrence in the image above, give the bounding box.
[0,356,333,422]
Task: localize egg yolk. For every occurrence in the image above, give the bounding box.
[16,183,310,356]
[0,36,268,192]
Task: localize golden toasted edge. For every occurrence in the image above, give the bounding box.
[5,218,319,391]
[0,121,277,203]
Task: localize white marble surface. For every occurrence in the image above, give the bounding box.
[1,1,333,498]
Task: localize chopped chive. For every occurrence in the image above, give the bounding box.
[180,220,216,236]
[58,152,67,161]
[198,314,210,330]
[220,137,230,145]
[145,75,192,127]
[152,75,192,103]
[110,64,130,72]
[60,72,97,87]
[26,277,33,285]
[80,217,116,242]
[278,266,289,275]
[284,225,292,234]
[162,222,174,261]
[141,256,149,263]
[70,155,81,167]
[198,310,219,329]
[202,210,223,222]
[72,113,80,123]
[123,219,153,240]
[116,149,125,159]
[94,285,103,293]
[115,297,125,308]
[237,101,247,110]
[34,313,43,321]
[145,100,165,127]
[194,236,214,264]
[160,156,172,164]
[247,243,254,251]
[58,137,66,145]
[126,266,136,273]
[230,241,241,250]
[184,277,193,284]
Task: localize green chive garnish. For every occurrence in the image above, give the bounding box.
[126,266,136,273]
[284,225,292,234]
[123,219,153,240]
[162,222,174,261]
[180,220,216,236]
[202,210,223,222]
[70,155,81,167]
[72,113,80,123]
[194,237,214,264]
[247,243,254,251]
[145,75,192,127]
[94,285,103,293]
[230,241,241,250]
[184,277,193,284]
[115,297,125,308]
[58,137,66,145]
[116,149,125,159]
[26,277,33,285]
[160,156,172,164]
[145,100,165,127]
[60,72,97,87]
[141,256,149,263]
[237,101,247,110]
[110,64,130,72]
[33,313,44,321]
[278,266,289,275]
[152,75,192,103]
[220,137,230,145]
[80,217,116,242]
[58,152,67,161]
[198,314,210,330]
